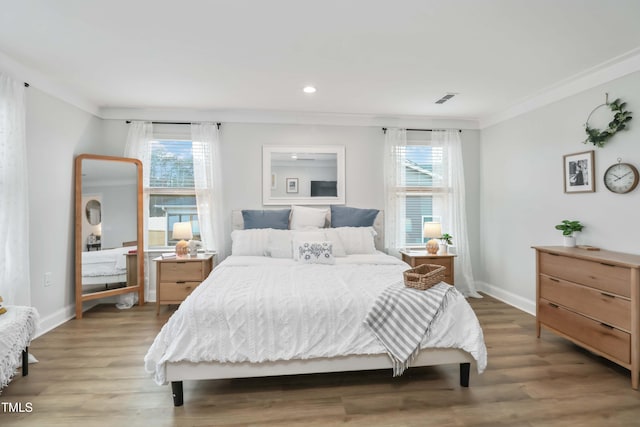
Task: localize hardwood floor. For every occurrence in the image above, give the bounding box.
[3,294,640,426]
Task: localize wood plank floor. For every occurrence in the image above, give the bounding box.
[3,294,640,426]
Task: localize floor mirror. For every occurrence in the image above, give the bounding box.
[74,154,144,319]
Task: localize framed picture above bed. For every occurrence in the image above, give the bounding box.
[563,150,595,193]
[263,145,345,205]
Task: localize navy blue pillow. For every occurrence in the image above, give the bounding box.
[242,209,291,229]
[330,206,379,228]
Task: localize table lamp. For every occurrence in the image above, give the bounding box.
[423,222,442,254]
[172,222,193,256]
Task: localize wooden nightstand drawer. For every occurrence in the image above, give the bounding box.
[160,281,201,301]
[539,252,631,297]
[539,298,630,364]
[540,274,631,331]
[154,255,214,315]
[160,261,205,282]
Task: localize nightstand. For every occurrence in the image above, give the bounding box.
[154,254,214,315]
[400,250,456,285]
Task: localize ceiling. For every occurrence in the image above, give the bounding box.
[1,0,640,123]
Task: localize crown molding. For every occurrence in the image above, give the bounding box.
[0,50,100,117]
[99,107,480,130]
[480,47,640,129]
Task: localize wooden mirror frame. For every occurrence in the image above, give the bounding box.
[74,154,144,319]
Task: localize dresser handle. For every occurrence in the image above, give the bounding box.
[548,277,560,283]
[600,262,615,268]
[600,292,615,298]
[548,253,560,257]
[176,281,186,284]
[548,302,559,309]
[599,322,614,330]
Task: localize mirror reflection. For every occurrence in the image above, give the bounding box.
[75,154,144,319]
[263,145,345,205]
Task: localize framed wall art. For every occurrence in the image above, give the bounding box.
[563,150,595,193]
[286,177,299,193]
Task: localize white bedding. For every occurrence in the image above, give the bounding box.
[145,252,487,385]
[82,246,134,278]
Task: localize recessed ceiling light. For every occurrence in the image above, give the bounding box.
[303,86,317,94]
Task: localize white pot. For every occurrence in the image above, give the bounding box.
[438,243,448,255]
[563,235,576,247]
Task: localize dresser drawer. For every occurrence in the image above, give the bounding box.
[539,298,630,364]
[159,281,200,301]
[539,252,631,297]
[160,261,204,282]
[540,274,631,331]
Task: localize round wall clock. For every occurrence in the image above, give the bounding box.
[603,159,639,194]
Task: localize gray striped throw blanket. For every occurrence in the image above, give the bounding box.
[364,281,457,376]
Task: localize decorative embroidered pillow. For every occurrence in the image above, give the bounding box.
[291,230,326,260]
[296,241,334,264]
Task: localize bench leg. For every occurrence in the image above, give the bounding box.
[22,347,29,376]
[460,362,470,387]
[171,381,184,406]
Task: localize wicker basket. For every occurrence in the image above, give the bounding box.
[403,264,446,290]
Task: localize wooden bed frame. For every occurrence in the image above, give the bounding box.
[163,209,476,406]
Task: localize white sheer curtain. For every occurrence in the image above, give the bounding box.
[383,128,407,257]
[432,130,480,297]
[191,123,227,261]
[0,73,30,305]
[124,121,153,300]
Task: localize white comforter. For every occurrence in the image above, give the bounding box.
[82,246,134,277]
[145,253,487,385]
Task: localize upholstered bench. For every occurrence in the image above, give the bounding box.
[0,305,39,392]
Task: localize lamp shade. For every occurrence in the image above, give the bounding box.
[172,222,193,240]
[422,222,442,239]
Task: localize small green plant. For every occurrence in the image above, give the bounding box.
[440,233,453,245]
[555,220,584,236]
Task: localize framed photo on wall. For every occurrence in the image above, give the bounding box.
[563,150,595,193]
[286,178,298,193]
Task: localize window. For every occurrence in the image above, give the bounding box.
[147,140,200,247]
[396,142,446,247]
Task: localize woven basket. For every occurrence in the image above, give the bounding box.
[403,264,446,290]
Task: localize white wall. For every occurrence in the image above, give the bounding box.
[479,71,640,313]
[25,87,104,333]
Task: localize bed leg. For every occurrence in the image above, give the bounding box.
[171,381,184,406]
[22,348,28,376]
[459,362,470,387]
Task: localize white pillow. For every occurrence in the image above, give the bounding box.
[266,229,293,258]
[323,228,347,257]
[289,205,329,230]
[295,241,335,264]
[292,230,326,260]
[231,229,271,256]
[334,226,377,254]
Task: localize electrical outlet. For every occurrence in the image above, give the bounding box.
[44,272,52,287]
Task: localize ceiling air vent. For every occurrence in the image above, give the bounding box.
[435,93,457,104]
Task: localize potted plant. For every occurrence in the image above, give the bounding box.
[555,220,584,247]
[439,233,453,254]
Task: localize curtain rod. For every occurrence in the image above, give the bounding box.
[126,120,221,129]
[382,127,462,134]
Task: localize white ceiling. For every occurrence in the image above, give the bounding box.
[1,0,640,123]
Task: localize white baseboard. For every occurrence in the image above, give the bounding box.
[34,301,100,339]
[476,281,535,316]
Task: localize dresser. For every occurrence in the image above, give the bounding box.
[533,246,640,389]
[399,251,456,285]
[154,255,214,315]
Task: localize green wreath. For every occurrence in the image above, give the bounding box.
[584,98,632,148]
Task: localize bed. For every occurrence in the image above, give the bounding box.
[144,209,487,406]
[81,245,137,289]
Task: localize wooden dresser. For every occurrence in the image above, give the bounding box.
[154,254,214,315]
[400,251,456,285]
[533,246,640,389]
